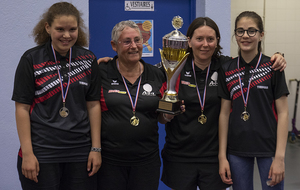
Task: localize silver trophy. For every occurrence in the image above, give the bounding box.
[157,16,190,115]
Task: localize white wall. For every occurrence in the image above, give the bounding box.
[0,1,88,189]
[231,0,300,131]
[196,0,231,57]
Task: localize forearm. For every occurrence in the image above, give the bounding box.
[218,114,229,159]
[275,96,289,159]
[218,99,231,159]
[87,101,101,148]
[15,102,33,156]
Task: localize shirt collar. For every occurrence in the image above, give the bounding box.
[107,55,155,82]
[45,40,76,62]
[239,53,260,67]
[185,56,221,72]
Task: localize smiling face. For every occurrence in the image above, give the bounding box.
[111,27,143,64]
[45,15,78,56]
[235,17,264,56]
[188,25,218,65]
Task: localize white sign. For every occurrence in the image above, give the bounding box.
[125,1,154,11]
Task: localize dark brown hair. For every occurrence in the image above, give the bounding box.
[32,2,88,47]
[186,17,222,60]
[235,11,264,53]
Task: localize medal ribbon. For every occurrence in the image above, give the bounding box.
[237,52,262,108]
[51,44,72,105]
[192,60,211,112]
[117,61,142,113]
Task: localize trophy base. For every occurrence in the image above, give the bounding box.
[157,99,182,115]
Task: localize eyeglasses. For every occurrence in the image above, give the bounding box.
[234,28,261,37]
[118,38,143,46]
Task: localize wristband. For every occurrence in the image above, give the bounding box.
[91,147,102,152]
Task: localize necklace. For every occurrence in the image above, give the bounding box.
[117,61,142,126]
[51,44,72,118]
[237,52,262,121]
[192,60,211,124]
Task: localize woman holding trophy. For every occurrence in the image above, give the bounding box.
[160,17,286,190]
[96,17,284,190]
[97,20,172,190]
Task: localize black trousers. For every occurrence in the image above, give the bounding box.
[97,156,161,190]
[17,156,96,190]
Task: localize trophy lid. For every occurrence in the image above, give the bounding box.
[163,16,187,42]
[162,16,188,50]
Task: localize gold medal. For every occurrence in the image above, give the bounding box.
[198,114,207,124]
[241,111,250,121]
[51,45,72,119]
[59,106,69,118]
[117,61,142,128]
[237,54,262,123]
[241,107,250,121]
[130,115,139,126]
[192,61,211,126]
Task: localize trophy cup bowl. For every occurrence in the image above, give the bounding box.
[157,16,190,115]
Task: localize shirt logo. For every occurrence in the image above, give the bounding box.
[108,89,126,94]
[111,80,119,86]
[79,81,88,86]
[209,72,218,86]
[142,83,155,96]
[181,80,196,88]
[184,71,192,77]
[257,85,268,89]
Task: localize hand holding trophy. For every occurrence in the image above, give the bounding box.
[157,16,189,115]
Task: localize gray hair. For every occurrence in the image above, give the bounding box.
[111,20,142,42]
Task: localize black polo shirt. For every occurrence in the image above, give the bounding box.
[12,40,101,163]
[99,56,165,166]
[162,55,231,163]
[218,53,289,157]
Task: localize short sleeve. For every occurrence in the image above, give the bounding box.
[12,55,35,105]
[218,65,231,100]
[272,70,289,99]
[86,58,101,101]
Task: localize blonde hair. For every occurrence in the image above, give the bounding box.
[111,20,142,42]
